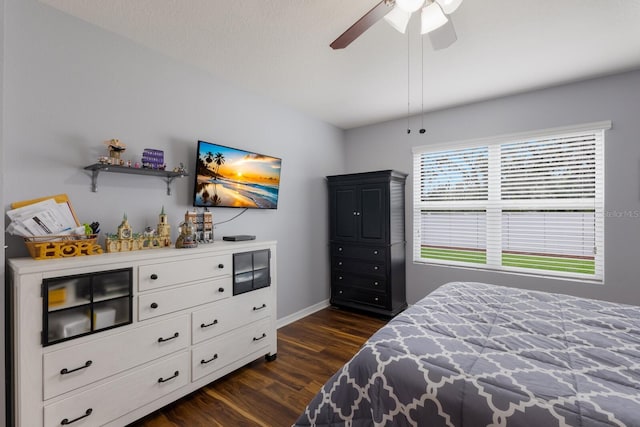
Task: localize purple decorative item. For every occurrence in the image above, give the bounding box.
[142,149,164,169]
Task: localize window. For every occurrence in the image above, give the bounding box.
[412,121,609,282]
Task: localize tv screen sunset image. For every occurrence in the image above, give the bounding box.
[194,141,282,209]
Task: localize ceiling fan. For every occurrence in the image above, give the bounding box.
[330,0,462,50]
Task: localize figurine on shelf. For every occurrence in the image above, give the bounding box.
[83,221,100,235]
[156,206,171,247]
[185,209,213,243]
[106,209,173,251]
[141,148,164,170]
[104,139,127,160]
[106,214,142,253]
[141,226,159,249]
[175,219,197,249]
[173,163,187,174]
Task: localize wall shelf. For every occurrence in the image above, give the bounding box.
[84,164,188,195]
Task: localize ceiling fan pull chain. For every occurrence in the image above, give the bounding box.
[420,34,426,134]
[407,32,411,134]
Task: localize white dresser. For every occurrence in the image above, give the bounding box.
[7,241,277,427]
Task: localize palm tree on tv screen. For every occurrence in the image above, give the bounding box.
[213,152,225,179]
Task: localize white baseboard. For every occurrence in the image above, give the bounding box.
[276,299,330,329]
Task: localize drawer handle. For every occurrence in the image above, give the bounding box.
[338,247,343,252]
[61,408,92,425]
[218,287,225,293]
[150,302,158,309]
[253,333,267,342]
[158,332,179,343]
[253,304,267,311]
[338,276,343,280]
[218,263,224,269]
[60,360,92,375]
[158,370,180,383]
[374,281,379,286]
[373,250,379,255]
[201,354,219,364]
[201,319,219,328]
[373,266,379,270]
[150,274,158,280]
[337,261,343,266]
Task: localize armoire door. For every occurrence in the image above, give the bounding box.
[331,186,358,241]
[358,185,387,243]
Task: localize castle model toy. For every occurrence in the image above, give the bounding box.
[106,208,172,253]
[184,209,213,243]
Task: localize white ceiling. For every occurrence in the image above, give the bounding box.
[40,0,640,130]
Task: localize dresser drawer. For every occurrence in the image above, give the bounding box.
[43,315,189,400]
[192,287,272,344]
[139,277,230,321]
[191,318,272,381]
[138,254,231,291]
[44,351,189,427]
[332,286,387,309]
[332,257,386,277]
[331,243,386,261]
[332,272,386,292]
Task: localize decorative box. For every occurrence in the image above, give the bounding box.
[142,148,164,169]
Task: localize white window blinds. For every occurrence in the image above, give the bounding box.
[419,146,488,201]
[412,121,609,282]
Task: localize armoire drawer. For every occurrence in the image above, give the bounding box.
[331,244,386,261]
[44,351,189,427]
[138,254,231,291]
[192,287,272,344]
[191,318,272,381]
[43,315,189,400]
[332,286,387,309]
[139,277,231,321]
[332,272,386,292]
[332,257,386,277]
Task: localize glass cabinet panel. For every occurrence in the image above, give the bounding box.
[43,268,132,346]
[93,270,130,302]
[232,249,271,295]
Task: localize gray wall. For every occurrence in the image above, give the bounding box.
[345,70,640,306]
[3,0,345,322]
[1,0,5,422]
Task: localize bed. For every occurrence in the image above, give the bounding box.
[293,282,640,426]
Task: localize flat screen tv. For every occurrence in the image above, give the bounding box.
[193,140,282,209]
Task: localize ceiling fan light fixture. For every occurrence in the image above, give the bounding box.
[421,2,448,34]
[384,6,412,33]
[395,0,425,13]
[435,0,463,14]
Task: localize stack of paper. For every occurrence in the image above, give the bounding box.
[6,198,83,238]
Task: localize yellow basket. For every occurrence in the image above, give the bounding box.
[24,234,103,260]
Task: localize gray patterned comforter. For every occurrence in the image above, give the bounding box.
[293,282,640,426]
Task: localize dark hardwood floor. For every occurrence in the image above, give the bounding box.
[128,307,387,427]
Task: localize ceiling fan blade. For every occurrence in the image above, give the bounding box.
[330,1,393,50]
[428,19,457,50]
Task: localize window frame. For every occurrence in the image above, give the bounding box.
[412,121,610,283]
